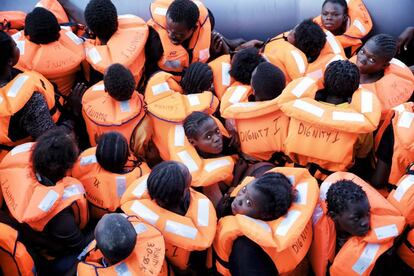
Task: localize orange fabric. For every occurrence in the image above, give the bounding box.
[309,172,406,276]
[208,54,233,99]
[219,83,253,114]
[121,176,217,270]
[0,11,26,35]
[214,167,319,275]
[0,143,89,231]
[35,0,69,24]
[147,0,211,80]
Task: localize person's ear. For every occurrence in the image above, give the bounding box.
[188,137,197,146]
[328,210,337,221]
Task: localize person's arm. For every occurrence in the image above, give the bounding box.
[371,124,394,189]
[144,27,163,82]
[397,26,414,53]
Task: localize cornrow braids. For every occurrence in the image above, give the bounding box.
[0,30,14,68]
[322,0,348,15]
[324,60,360,100]
[96,132,129,174]
[104,63,136,101]
[369,34,398,62]
[326,179,368,216]
[183,111,211,140]
[167,0,199,29]
[181,62,213,94]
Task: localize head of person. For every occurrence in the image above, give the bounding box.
[96,132,129,174]
[326,180,371,236]
[184,111,223,155]
[324,60,359,100]
[229,47,266,84]
[231,172,295,221]
[251,62,286,101]
[0,30,20,70]
[181,62,213,94]
[24,7,60,44]
[321,0,348,35]
[85,0,118,41]
[104,63,136,101]
[287,19,326,63]
[95,213,136,265]
[165,0,199,45]
[147,161,192,211]
[31,128,79,184]
[356,34,397,75]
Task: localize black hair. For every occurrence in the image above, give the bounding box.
[0,30,14,68]
[96,132,129,174]
[229,47,266,84]
[324,60,359,99]
[183,111,212,140]
[147,161,190,210]
[294,19,326,63]
[251,62,286,101]
[369,34,398,62]
[326,179,368,216]
[95,213,136,265]
[253,172,294,221]
[166,0,200,30]
[181,62,213,94]
[24,7,60,44]
[31,128,78,184]
[322,0,348,15]
[104,63,136,101]
[85,0,118,41]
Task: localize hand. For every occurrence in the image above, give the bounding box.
[235,39,264,51]
[211,31,231,55]
[66,82,88,118]
[397,26,414,54]
[225,119,240,150]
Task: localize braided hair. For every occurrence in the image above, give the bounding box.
[294,19,326,63]
[229,47,266,84]
[183,111,211,140]
[167,0,200,29]
[181,62,213,94]
[24,7,60,44]
[104,63,136,101]
[85,0,118,41]
[326,179,368,216]
[0,30,14,68]
[324,60,359,100]
[322,0,348,15]
[251,62,286,101]
[96,132,129,174]
[369,34,398,62]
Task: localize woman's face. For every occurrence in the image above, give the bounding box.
[189,118,223,155]
[231,181,266,219]
[321,2,347,34]
[356,40,390,75]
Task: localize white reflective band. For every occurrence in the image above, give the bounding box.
[35,2,43,7]
[174,125,185,147]
[221,63,231,86]
[197,199,210,227]
[287,175,295,184]
[306,69,323,80]
[326,31,341,54]
[119,100,131,113]
[293,99,324,118]
[193,0,202,7]
[65,31,83,45]
[11,143,33,156]
[332,111,365,122]
[12,31,21,40]
[393,175,414,202]
[230,102,258,108]
[115,262,131,276]
[187,94,200,106]
[151,82,170,96]
[93,83,105,91]
[116,176,127,197]
[276,210,301,236]
[38,190,59,212]
[130,201,159,225]
[397,111,414,128]
[87,47,102,64]
[229,86,248,104]
[134,223,148,234]
[0,95,3,105]
[204,159,231,172]
[291,77,315,98]
[132,177,148,198]
[243,215,271,232]
[7,75,29,98]
[61,26,71,31]
[361,91,373,113]
[16,40,25,55]
[165,220,198,240]
[312,204,324,225]
[63,184,84,199]
[390,58,406,68]
[164,60,181,69]
[80,155,97,166]
[177,151,199,172]
[199,48,210,61]
[154,7,167,16]
[346,0,351,3]
[374,224,399,240]
[291,50,306,74]
[326,55,344,67]
[353,19,366,34]
[319,181,332,201]
[118,14,137,19]
[295,182,308,205]
[352,243,380,275]
[393,104,405,113]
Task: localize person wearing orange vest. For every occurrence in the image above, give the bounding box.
[309,172,406,276]
[83,0,148,85]
[77,213,169,276]
[353,34,414,119]
[0,11,26,35]
[0,128,92,275]
[315,0,372,57]
[121,161,217,274]
[82,63,146,147]
[214,167,318,275]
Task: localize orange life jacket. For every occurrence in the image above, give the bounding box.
[77,216,167,276]
[314,0,372,54]
[280,77,381,171]
[121,176,217,270]
[82,81,146,147]
[72,147,150,220]
[309,172,406,276]
[83,15,148,84]
[0,11,26,35]
[208,54,233,99]
[214,167,319,275]
[0,222,36,276]
[34,0,70,24]
[147,0,211,79]
[219,83,253,115]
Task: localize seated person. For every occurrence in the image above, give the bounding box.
[72,132,150,221]
[82,63,145,146]
[14,7,84,96]
[353,34,414,119]
[214,167,318,276]
[314,0,372,56]
[83,0,148,85]
[77,213,167,275]
[121,161,217,274]
[309,172,406,276]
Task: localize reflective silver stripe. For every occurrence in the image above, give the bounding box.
[63,184,85,199]
[10,143,33,156]
[290,50,306,74]
[275,210,301,236]
[397,111,414,128]
[325,31,341,54]
[229,86,248,104]
[119,100,131,113]
[80,155,97,166]
[204,159,231,172]
[87,47,102,64]
[92,83,105,91]
[177,151,199,172]
[221,63,231,86]
[165,219,198,240]
[16,40,25,55]
[118,14,137,19]
[393,175,414,202]
[295,182,308,205]
[197,199,210,227]
[130,200,159,225]
[306,69,323,80]
[116,176,127,198]
[164,60,181,69]
[174,125,185,147]
[291,77,315,98]
[134,223,148,234]
[312,204,324,225]
[319,181,333,201]
[115,262,132,276]
[374,224,399,240]
[332,111,365,122]
[187,94,200,106]
[199,48,210,61]
[353,19,366,34]
[151,82,170,96]
[154,7,167,16]
[0,95,3,104]
[230,102,258,108]
[38,190,59,212]
[361,91,373,113]
[65,31,83,45]
[132,177,148,198]
[390,58,406,68]
[293,99,325,117]
[7,75,29,98]
[352,243,380,275]
[243,215,271,232]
